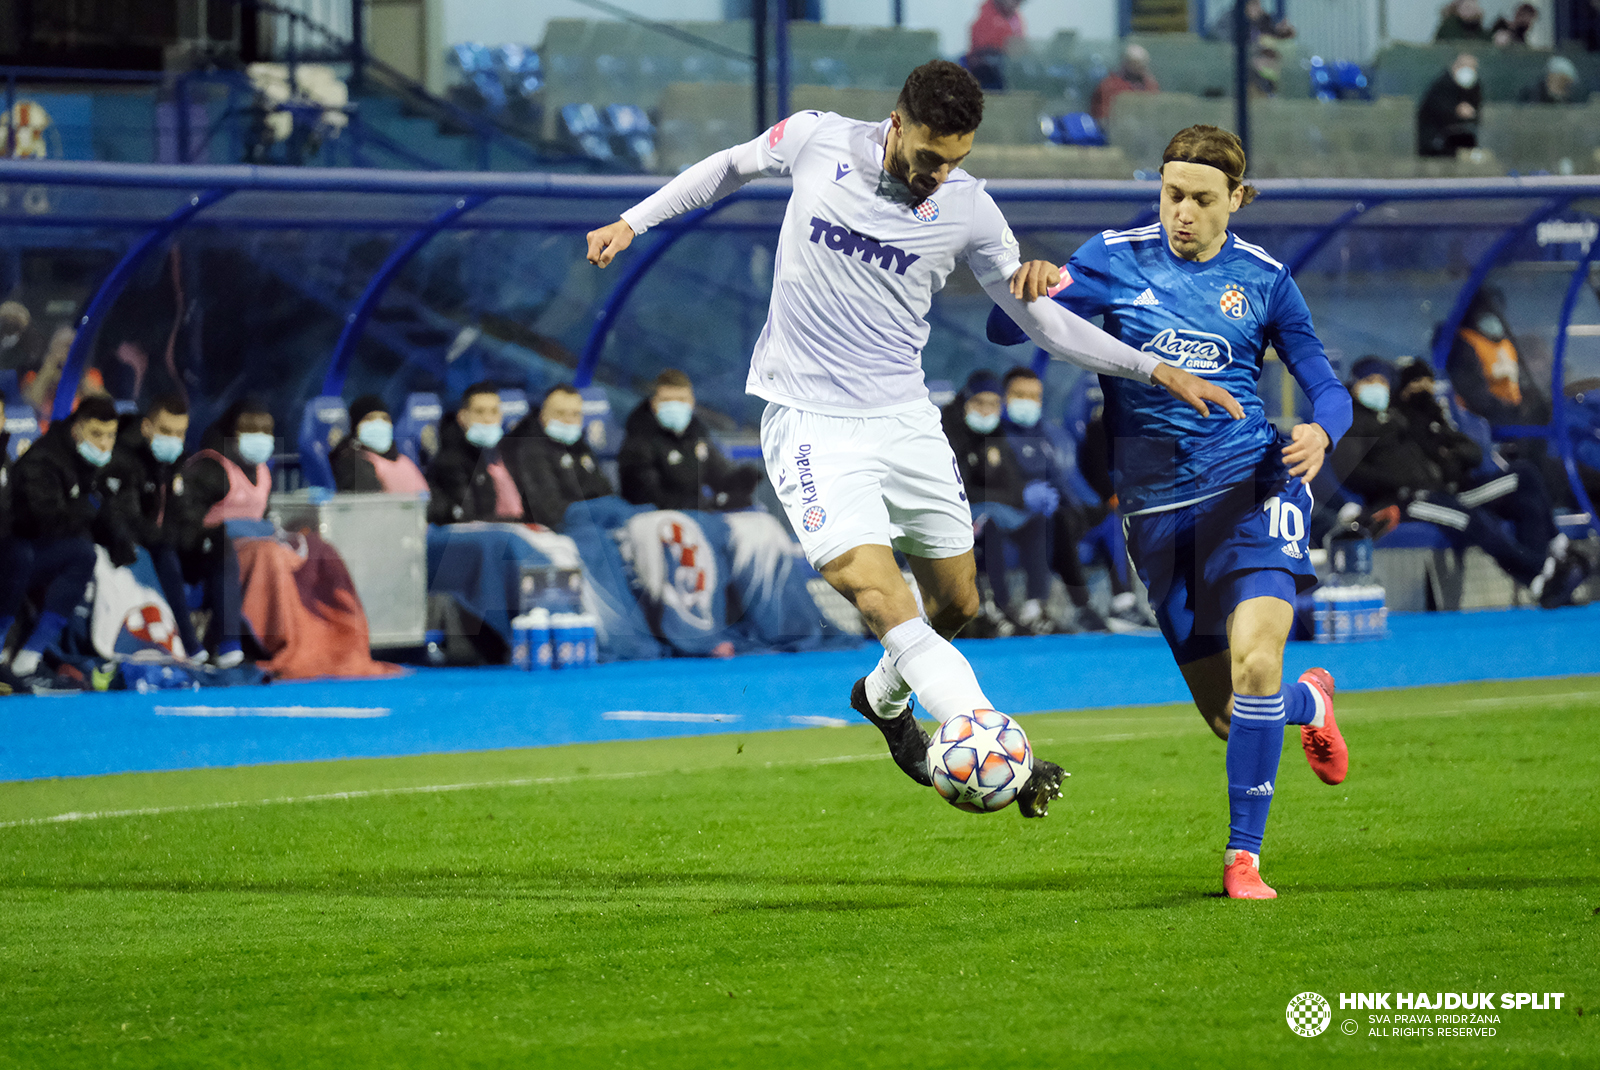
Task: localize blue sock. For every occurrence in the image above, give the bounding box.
[22,610,69,653]
[1283,679,1318,725]
[1226,691,1287,854]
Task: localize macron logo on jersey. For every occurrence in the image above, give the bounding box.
[1140,327,1233,375]
[808,217,921,276]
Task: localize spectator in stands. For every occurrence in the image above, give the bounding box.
[0,301,42,374]
[507,383,614,529]
[1519,55,1580,102]
[1090,44,1160,123]
[427,382,524,525]
[0,397,10,539]
[942,370,1052,635]
[1417,53,1482,156]
[618,369,761,513]
[966,0,1027,91]
[998,366,1111,632]
[175,399,275,667]
[1493,3,1540,44]
[1334,356,1586,607]
[330,395,428,494]
[106,393,205,659]
[1207,0,1296,43]
[1445,287,1550,428]
[0,397,130,688]
[1436,0,1493,41]
[21,325,105,428]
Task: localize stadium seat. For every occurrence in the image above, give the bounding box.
[559,103,614,161]
[113,399,140,415]
[4,406,39,461]
[297,396,349,490]
[577,386,622,460]
[497,389,530,430]
[396,392,443,466]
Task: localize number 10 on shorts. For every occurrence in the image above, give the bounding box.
[1262,495,1304,544]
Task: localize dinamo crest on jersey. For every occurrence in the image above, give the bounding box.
[1219,285,1249,320]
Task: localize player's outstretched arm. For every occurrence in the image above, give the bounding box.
[981,278,1245,419]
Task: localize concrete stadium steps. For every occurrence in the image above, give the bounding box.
[1370,42,1600,104]
[1106,91,1600,176]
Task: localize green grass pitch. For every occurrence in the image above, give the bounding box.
[1,677,1596,1068]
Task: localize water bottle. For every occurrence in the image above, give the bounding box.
[550,612,581,669]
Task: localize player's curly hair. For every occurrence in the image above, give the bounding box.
[896,60,985,137]
[1161,125,1259,204]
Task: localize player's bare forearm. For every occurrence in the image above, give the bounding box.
[1282,422,1330,483]
[1150,363,1246,420]
[1008,260,1061,302]
[586,220,636,268]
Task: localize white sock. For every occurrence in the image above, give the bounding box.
[1224,848,1260,867]
[10,649,40,677]
[864,652,912,717]
[1303,680,1327,728]
[880,618,992,723]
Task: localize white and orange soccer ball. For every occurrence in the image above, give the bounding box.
[927,709,1032,813]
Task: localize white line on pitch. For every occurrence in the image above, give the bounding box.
[601,711,737,723]
[154,706,391,719]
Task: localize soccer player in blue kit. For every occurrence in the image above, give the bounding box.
[989,125,1353,897]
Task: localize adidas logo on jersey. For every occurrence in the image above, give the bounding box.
[1132,288,1160,306]
[1245,781,1275,797]
[1281,542,1304,560]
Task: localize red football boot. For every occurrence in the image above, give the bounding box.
[1299,667,1348,786]
[1223,849,1277,899]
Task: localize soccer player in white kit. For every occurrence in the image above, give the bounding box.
[588,62,1240,817]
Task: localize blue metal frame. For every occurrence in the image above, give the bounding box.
[1549,243,1600,537]
[52,188,232,423]
[774,0,791,123]
[1285,199,1381,274]
[321,194,492,397]
[575,205,722,388]
[1427,197,1575,372]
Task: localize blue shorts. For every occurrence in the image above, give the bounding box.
[1124,474,1317,665]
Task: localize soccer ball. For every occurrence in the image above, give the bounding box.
[927,709,1032,813]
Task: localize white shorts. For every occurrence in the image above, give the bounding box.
[760,400,975,569]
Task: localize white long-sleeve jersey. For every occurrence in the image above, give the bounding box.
[621,111,1159,417]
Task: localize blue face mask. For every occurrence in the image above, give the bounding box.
[1356,383,1390,414]
[357,418,394,454]
[76,439,112,468]
[149,434,184,464]
[465,421,503,450]
[1006,398,1042,427]
[654,400,693,435]
[965,408,1001,435]
[237,432,275,466]
[545,419,582,446]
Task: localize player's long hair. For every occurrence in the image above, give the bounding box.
[1161,125,1259,205]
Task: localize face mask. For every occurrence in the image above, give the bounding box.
[357,419,394,454]
[655,400,693,435]
[1006,398,1042,428]
[465,422,503,450]
[1356,383,1390,414]
[1476,313,1504,340]
[76,439,112,468]
[965,409,1001,435]
[1453,66,1477,90]
[237,432,275,466]
[150,434,185,464]
[545,419,582,446]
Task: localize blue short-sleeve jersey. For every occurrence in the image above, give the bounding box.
[988,224,1350,514]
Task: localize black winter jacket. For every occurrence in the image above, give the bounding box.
[942,400,1027,510]
[1334,397,1477,509]
[9,423,138,563]
[426,418,521,525]
[617,402,758,512]
[504,417,613,529]
[106,420,188,549]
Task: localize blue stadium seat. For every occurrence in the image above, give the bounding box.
[396,392,442,466]
[498,388,529,429]
[559,103,614,161]
[925,379,956,408]
[297,396,349,490]
[578,385,623,460]
[113,399,140,415]
[4,407,39,461]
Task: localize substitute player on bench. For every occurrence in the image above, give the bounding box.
[587,63,1241,817]
[989,125,1352,889]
